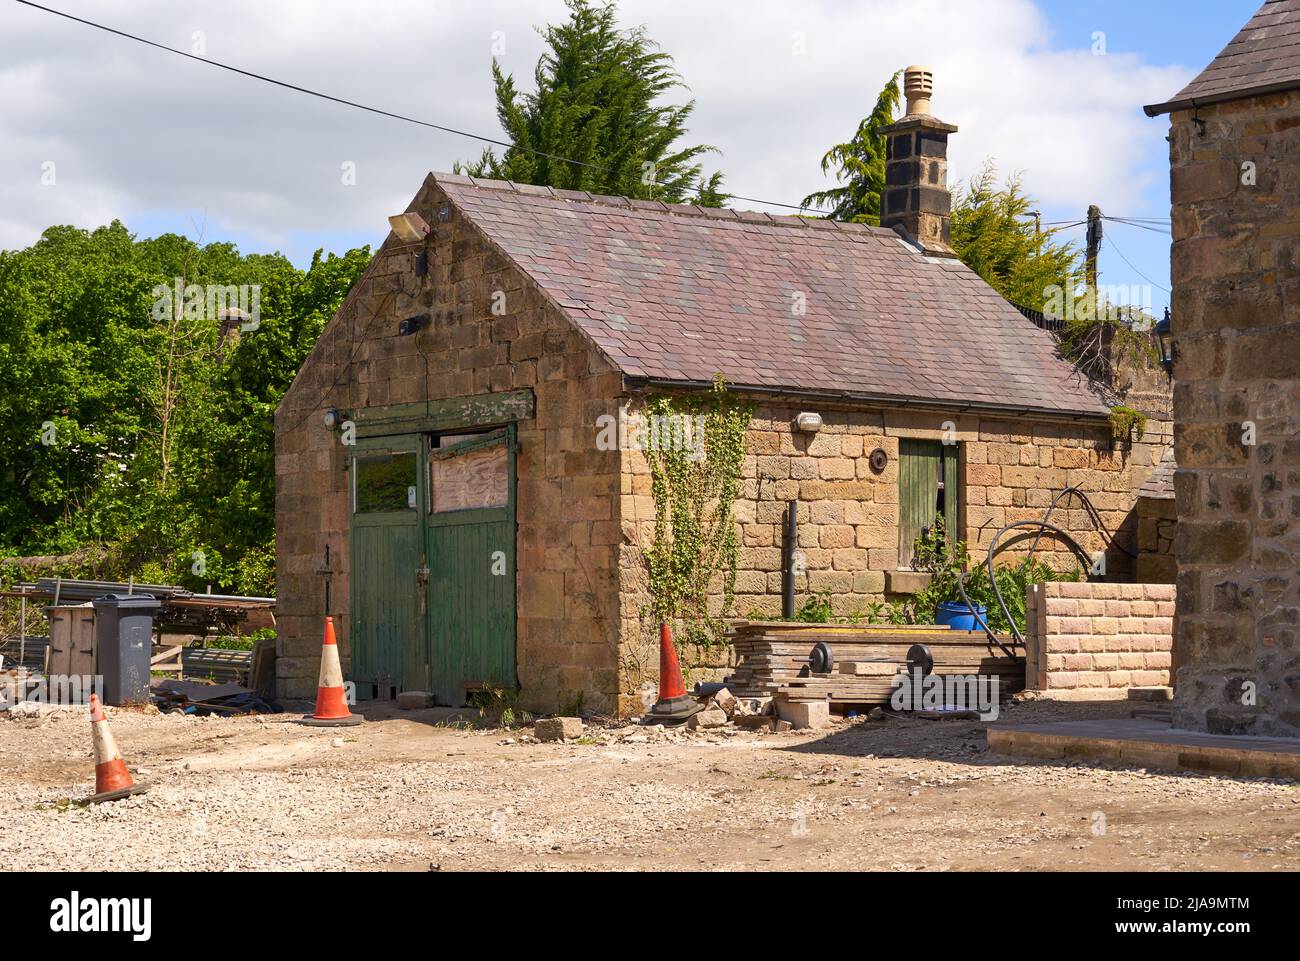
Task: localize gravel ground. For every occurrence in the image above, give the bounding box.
[1,694,1297,872]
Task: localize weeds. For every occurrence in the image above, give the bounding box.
[469,687,532,729]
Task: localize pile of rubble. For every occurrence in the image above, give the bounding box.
[684,687,790,732]
[519,684,884,747]
[678,684,881,733]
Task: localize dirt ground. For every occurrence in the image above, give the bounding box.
[2,693,1297,872]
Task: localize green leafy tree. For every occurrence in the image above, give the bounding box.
[801,71,901,222]
[804,81,1083,318]
[458,0,726,206]
[0,222,369,596]
[949,161,1083,314]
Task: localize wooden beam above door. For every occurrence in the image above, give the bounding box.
[353,389,535,438]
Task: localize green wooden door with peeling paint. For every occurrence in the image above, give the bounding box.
[424,426,517,706]
[349,436,425,699]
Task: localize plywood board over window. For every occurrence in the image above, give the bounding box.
[430,433,508,513]
[898,438,960,568]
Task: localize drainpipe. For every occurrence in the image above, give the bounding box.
[782,500,798,619]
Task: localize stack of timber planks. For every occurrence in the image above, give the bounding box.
[728,621,1025,706]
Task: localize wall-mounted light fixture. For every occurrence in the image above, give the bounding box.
[1155,308,1173,381]
[323,407,342,430]
[398,314,430,336]
[388,212,430,244]
[795,411,823,433]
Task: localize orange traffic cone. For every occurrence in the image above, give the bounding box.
[300,617,362,727]
[87,693,149,804]
[646,622,703,724]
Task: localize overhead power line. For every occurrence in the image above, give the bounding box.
[14,0,832,215]
[1042,216,1170,230]
[1103,216,1172,236]
[1104,235,1171,294]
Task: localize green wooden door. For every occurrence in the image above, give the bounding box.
[898,439,960,568]
[349,437,425,699]
[424,427,517,706]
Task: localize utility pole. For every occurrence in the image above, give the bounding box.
[1085,205,1103,293]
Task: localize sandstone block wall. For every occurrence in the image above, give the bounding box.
[1024,582,1175,691]
[1167,90,1300,736]
[615,398,1170,712]
[1137,496,1177,584]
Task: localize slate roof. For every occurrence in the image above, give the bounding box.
[435,173,1109,418]
[1138,446,1177,500]
[1146,0,1300,115]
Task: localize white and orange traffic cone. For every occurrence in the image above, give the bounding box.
[87,693,150,804]
[300,616,362,727]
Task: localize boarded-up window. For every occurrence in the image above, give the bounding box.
[353,452,417,513]
[898,439,959,568]
[431,440,508,513]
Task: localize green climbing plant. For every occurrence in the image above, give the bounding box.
[643,375,752,649]
[1108,404,1147,445]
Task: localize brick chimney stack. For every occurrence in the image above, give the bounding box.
[880,66,958,258]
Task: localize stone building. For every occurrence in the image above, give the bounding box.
[275,71,1168,716]
[1136,446,1177,584]
[1146,0,1300,736]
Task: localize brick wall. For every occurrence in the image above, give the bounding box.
[1025,582,1175,691]
[1167,90,1300,736]
[275,174,625,714]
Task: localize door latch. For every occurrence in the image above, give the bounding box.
[416,561,430,616]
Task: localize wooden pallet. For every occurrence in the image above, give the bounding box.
[181,647,253,684]
[727,621,1024,705]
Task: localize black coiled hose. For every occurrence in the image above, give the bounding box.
[954,487,1137,656]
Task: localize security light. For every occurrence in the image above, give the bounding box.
[388,212,430,244]
[795,412,823,433]
[323,408,340,430]
[398,314,430,336]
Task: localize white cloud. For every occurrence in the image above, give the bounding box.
[0,0,1193,262]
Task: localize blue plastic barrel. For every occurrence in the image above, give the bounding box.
[935,601,987,631]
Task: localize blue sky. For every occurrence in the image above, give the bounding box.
[0,0,1265,316]
[1028,0,1259,311]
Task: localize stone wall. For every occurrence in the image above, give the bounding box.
[1167,90,1300,736]
[275,174,625,714]
[1025,582,1175,691]
[1136,495,1177,583]
[615,396,1170,713]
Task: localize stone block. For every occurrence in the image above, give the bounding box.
[397,691,433,710]
[708,687,739,716]
[838,661,899,676]
[534,716,584,741]
[776,699,830,730]
[687,708,728,730]
[885,570,931,594]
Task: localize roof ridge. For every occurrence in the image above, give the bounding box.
[427,170,1110,418]
[429,170,896,237]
